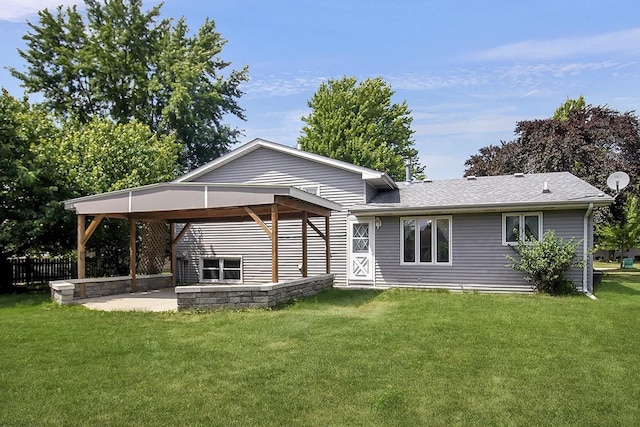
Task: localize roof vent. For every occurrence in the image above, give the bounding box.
[467,175,477,180]
[513,172,525,178]
[422,179,432,183]
[542,181,551,193]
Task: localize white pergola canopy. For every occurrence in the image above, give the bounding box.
[65,183,341,296]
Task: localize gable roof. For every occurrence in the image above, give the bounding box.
[351,172,614,215]
[174,138,397,190]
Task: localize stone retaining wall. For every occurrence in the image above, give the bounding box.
[50,274,173,305]
[175,274,334,310]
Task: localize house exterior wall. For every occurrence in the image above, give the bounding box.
[370,209,587,290]
[176,147,367,285]
[365,183,378,203]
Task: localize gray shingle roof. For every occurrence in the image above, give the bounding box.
[352,172,614,214]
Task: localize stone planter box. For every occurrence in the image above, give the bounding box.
[175,274,334,311]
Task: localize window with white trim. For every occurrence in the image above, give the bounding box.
[401,216,452,265]
[200,257,242,282]
[502,213,542,245]
[297,185,320,196]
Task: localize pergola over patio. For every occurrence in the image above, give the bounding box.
[64,183,341,297]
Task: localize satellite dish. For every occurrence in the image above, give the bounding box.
[606,171,630,193]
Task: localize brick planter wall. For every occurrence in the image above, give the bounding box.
[175,274,334,311]
[50,274,173,305]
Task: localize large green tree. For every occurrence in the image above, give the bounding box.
[10,0,248,170]
[0,90,68,257]
[47,118,180,195]
[0,90,68,290]
[597,194,640,266]
[0,87,181,282]
[41,118,181,276]
[298,76,423,181]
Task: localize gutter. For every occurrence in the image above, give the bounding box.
[583,203,595,298]
[350,199,612,217]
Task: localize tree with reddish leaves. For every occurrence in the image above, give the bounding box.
[464,102,640,195]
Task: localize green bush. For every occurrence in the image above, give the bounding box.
[507,230,583,295]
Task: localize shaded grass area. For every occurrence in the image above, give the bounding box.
[1,280,640,426]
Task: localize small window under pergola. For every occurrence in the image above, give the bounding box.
[64,183,341,297]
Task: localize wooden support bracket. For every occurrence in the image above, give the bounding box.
[244,207,272,238]
[307,219,327,241]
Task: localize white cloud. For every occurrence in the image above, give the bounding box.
[243,74,329,97]
[470,28,640,62]
[0,0,82,21]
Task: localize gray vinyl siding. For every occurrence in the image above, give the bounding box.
[365,183,378,203]
[543,210,586,288]
[373,209,587,289]
[176,147,365,285]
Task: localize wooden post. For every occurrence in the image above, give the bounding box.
[302,211,308,277]
[325,216,331,274]
[170,223,177,286]
[77,215,86,298]
[130,219,137,292]
[271,203,279,283]
[170,222,192,286]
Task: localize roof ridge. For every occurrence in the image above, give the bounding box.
[175,138,397,189]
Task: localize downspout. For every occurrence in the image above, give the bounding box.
[583,203,596,299]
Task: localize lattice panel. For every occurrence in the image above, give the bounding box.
[138,222,169,275]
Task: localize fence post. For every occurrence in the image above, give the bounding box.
[25,257,32,285]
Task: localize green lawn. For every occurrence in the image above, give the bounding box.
[1,277,639,426]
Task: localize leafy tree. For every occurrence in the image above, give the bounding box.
[0,90,68,257]
[507,230,583,295]
[553,95,586,121]
[39,118,181,276]
[596,194,640,266]
[299,76,423,181]
[464,101,640,194]
[0,90,69,290]
[10,0,248,171]
[47,118,181,195]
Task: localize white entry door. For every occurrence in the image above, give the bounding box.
[348,218,374,281]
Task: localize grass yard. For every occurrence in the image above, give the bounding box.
[1,275,639,426]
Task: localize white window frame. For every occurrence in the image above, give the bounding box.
[296,184,321,196]
[502,212,543,246]
[199,256,243,283]
[400,216,452,266]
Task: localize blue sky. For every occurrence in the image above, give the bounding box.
[1,0,639,179]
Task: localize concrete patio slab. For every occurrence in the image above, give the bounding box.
[77,288,177,312]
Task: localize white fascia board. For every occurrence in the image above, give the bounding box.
[351,199,614,216]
